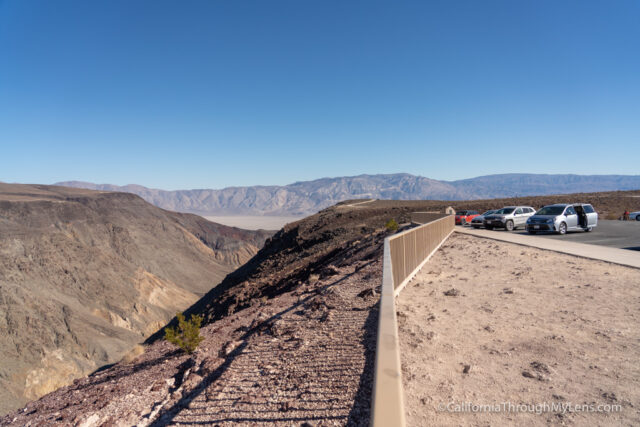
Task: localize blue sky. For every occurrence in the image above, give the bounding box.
[1,0,638,190]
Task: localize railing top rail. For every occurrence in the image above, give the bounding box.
[388,214,451,241]
[370,239,406,427]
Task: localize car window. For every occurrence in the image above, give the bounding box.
[495,208,515,214]
[536,206,564,215]
[515,208,523,214]
[469,211,478,215]
[583,205,595,213]
[565,206,577,215]
[526,208,534,213]
[456,211,468,215]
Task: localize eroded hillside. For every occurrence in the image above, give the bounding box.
[0,184,271,415]
[1,200,424,426]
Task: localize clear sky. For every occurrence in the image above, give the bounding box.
[1,0,638,190]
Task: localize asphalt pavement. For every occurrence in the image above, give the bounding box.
[467,220,640,251]
[509,219,640,251]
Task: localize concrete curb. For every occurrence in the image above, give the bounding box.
[456,228,640,269]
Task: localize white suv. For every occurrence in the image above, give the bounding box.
[483,206,536,231]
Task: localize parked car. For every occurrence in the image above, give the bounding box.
[470,210,498,229]
[629,211,640,221]
[483,206,536,231]
[455,210,480,225]
[526,203,597,235]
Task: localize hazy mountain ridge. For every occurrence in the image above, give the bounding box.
[447,173,640,199]
[57,173,640,216]
[0,184,271,415]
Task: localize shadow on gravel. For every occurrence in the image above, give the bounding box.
[151,274,347,424]
[78,349,183,391]
[150,268,377,426]
[346,303,378,426]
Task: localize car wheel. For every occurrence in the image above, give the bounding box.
[528,230,537,234]
[558,222,567,235]
[505,220,514,231]
[461,218,466,225]
[473,225,480,229]
[636,216,640,221]
[486,226,493,230]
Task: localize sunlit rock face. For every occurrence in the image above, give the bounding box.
[0,183,271,415]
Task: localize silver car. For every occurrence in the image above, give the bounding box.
[484,206,536,231]
[526,203,597,235]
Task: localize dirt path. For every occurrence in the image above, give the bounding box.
[338,200,376,208]
[162,262,379,426]
[397,233,640,426]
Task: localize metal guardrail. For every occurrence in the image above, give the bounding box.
[410,211,447,225]
[371,215,455,427]
[390,214,453,294]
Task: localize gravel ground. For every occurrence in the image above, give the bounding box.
[161,259,380,426]
[397,233,640,426]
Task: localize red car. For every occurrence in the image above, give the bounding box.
[455,210,480,225]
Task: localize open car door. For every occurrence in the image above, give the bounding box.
[583,204,598,227]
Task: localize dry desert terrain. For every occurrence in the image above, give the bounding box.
[398,233,640,426]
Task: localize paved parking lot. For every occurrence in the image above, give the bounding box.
[489,220,640,251]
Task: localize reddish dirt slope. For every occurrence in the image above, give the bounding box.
[1,233,384,426]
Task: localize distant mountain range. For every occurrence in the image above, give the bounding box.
[56,173,640,216]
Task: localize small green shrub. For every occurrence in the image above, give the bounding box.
[164,312,204,354]
[385,219,399,232]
